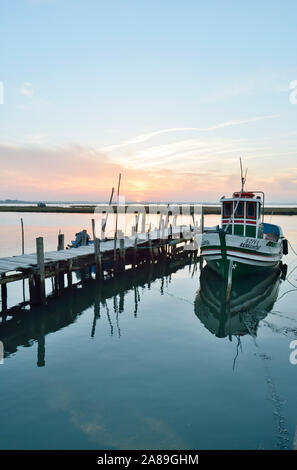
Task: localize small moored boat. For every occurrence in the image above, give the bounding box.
[198,164,288,278]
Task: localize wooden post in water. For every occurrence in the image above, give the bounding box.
[101,217,106,240]
[119,231,125,272]
[36,237,46,304]
[82,230,87,246]
[133,235,138,268]
[55,260,64,295]
[54,264,59,294]
[94,238,103,280]
[21,218,25,254]
[201,206,204,233]
[113,236,118,271]
[29,273,37,305]
[147,230,154,263]
[91,218,96,240]
[57,233,64,251]
[1,274,7,313]
[141,211,146,233]
[21,218,26,303]
[67,259,73,287]
[135,213,140,233]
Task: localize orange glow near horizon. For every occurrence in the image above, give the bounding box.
[0,143,297,202]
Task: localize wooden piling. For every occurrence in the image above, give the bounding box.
[201,206,204,233]
[91,218,96,240]
[57,233,64,251]
[94,238,103,280]
[59,267,65,292]
[21,218,25,254]
[67,259,73,287]
[119,236,125,272]
[29,273,37,305]
[133,236,138,268]
[147,231,154,263]
[135,213,140,233]
[141,211,146,233]
[82,230,87,246]
[101,218,106,240]
[36,237,46,304]
[1,274,7,312]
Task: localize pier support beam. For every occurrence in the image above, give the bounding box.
[57,234,64,251]
[29,273,37,305]
[94,238,103,280]
[82,230,87,246]
[148,232,154,263]
[119,237,125,272]
[36,237,46,305]
[1,274,7,312]
[67,259,73,287]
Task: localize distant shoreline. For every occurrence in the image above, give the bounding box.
[1,205,297,215]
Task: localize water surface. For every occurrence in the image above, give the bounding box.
[0,213,297,449]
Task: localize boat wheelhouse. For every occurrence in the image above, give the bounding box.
[221,191,263,238]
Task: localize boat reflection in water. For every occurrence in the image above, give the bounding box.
[194,263,286,340]
[0,258,190,367]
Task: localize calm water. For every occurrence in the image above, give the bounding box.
[0,213,297,450]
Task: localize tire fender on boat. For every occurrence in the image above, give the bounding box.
[282,239,288,255]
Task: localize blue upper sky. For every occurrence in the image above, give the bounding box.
[1,0,297,201]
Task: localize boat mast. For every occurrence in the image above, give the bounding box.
[240,157,248,192]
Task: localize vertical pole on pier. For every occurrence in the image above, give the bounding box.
[133,235,138,268]
[101,218,105,240]
[21,218,26,304]
[201,206,204,233]
[54,263,59,294]
[1,274,7,313]
[91,218,96,240]
[113,235,118,272]
[36,237,46,304]
[94,238,103,280]
[57,233,64,251]
[119,231,125,272]
[141,211,146,234]
[82,230,87,246]
[21,218,25,254]
[54,263,64,294]
[59,265,65,292]
[29,273,37,305]
[67,259,73,287]
[147,229,154,263]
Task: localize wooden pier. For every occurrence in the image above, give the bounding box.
[0,224,199,312]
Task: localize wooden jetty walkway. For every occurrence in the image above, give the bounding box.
[0,224,199,311]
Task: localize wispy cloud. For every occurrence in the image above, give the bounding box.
[20,82,34,97]
[101,115,278,152]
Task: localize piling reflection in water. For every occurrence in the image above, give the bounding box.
[194,264,284,340]
[0,258,191,367]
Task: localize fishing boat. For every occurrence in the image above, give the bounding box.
[198,162,288,278]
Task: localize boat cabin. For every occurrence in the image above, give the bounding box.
[221,192,262,238]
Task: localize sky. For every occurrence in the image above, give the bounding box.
[1,0,297,202]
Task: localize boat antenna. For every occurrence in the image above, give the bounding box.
[239,157,248,192]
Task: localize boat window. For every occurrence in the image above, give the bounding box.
[247,202,256,218]
[224,202,232,217]
[235,202,244,217]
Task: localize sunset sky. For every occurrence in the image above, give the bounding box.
[1,0,297,202]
